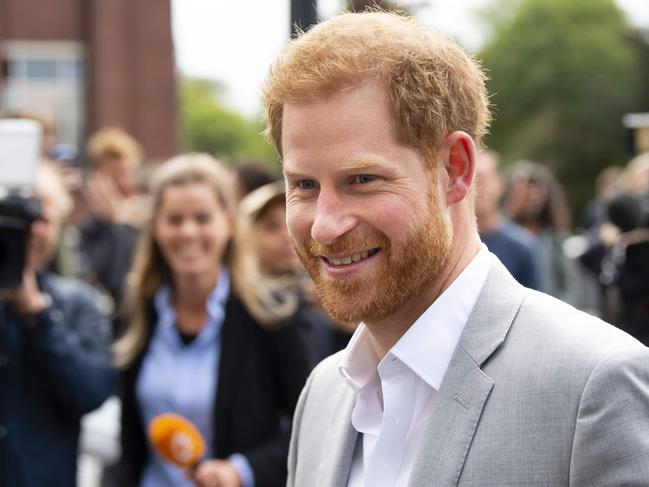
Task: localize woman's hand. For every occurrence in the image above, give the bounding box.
[192,459,242,487]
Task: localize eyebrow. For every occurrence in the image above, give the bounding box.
[283,157,393,179]
[282,166,305,179]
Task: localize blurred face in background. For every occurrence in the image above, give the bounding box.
[154,181,231,283]
[253,199,299,276]
[27,167,71,271]
[96,156,140,197]
[474,152,504,221]
[27,181,63,270]
[506,175,549,223]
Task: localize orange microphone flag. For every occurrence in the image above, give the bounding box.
[148,413,206,468]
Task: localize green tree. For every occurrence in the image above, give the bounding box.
[479,0,642,220]
[179,78,277,165]
[627,29,649,112]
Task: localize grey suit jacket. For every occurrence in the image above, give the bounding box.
[287,258,649,486]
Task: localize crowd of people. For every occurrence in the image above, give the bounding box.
[1,124,353,487]
[475,148,649,335]
[1,10,649,487]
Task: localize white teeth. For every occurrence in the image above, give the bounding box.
[327,250,377,266]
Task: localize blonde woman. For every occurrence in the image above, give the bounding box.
[113,154,310,487]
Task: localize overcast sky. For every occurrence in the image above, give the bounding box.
[171,0,649,118]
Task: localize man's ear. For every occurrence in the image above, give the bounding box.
[443,131,476,206]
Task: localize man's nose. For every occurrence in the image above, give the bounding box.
[310,190,357,245]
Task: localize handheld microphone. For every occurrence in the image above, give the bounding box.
[148,413,206,468]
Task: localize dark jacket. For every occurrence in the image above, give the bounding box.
[117,292,311,487]
[0,273,116,487]
[79,216,138,314]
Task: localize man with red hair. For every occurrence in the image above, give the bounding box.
[262,11,649,487]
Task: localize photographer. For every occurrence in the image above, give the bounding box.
[0,162,115,486]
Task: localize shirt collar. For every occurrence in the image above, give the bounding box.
[339,245,491,391]
[153,267,230,345]
[206,267,230,318]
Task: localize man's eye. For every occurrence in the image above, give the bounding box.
[352,174,375,184]
[297,180,316,190]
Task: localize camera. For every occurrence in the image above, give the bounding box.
[0,119,43,289]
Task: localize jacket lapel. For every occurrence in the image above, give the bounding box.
[408,258,526,486]
[317,380,358,487]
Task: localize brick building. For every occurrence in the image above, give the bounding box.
[0,0,177,160]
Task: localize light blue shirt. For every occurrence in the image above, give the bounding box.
[137,269,255,487]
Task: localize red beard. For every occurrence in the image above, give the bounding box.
[294,200,453,324]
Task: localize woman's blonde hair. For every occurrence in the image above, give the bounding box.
[113,154,296,368]
[262,11,491,161]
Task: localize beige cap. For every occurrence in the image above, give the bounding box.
[238,180,286,222]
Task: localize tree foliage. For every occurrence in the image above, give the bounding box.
[179,78,277,165]
[479,0,645,220]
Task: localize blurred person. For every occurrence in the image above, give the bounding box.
[0,162,115,487]
[232,160,279,202]
[504,161,581,305]
[113,154,310,487]
[582,165,623,232]
[475,150,541,289]
[237,182,352,365]
[578,166,625,320]
[79,127,147,324]
[262,11,649,487]
[237,181,300,278]
[596,152,649,343]
[85,127,145,222]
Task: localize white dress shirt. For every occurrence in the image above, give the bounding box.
[339,246,492,487]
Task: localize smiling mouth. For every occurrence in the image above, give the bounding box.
[323,248,380,266]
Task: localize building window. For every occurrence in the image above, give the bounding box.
[1,41,85,149]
